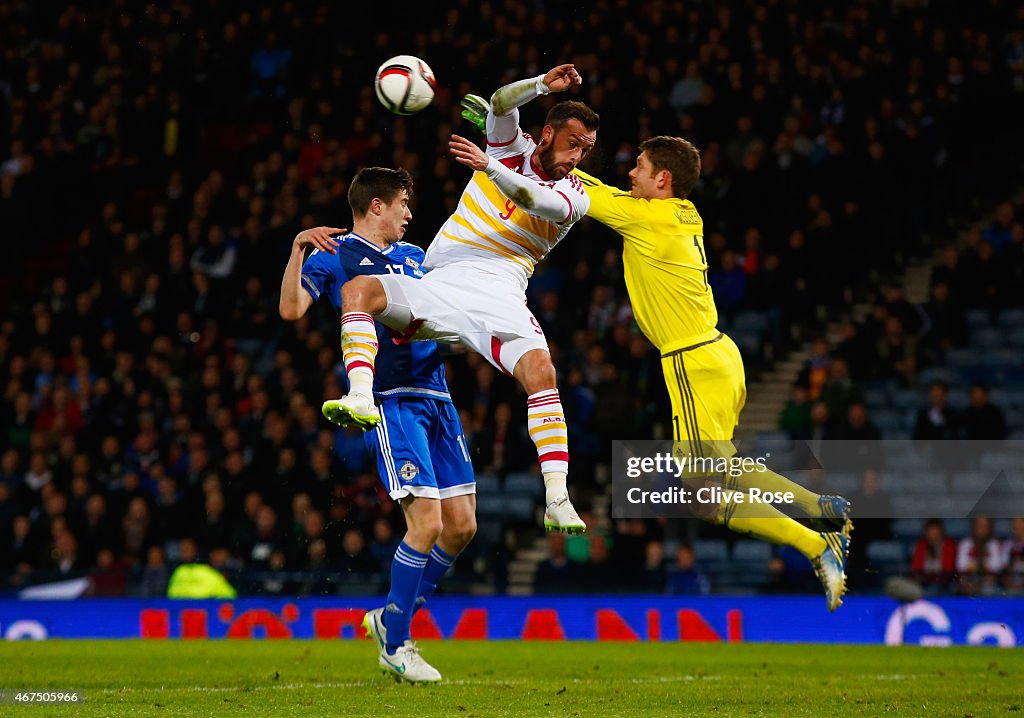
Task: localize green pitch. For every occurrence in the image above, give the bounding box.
[2,640,1022,717]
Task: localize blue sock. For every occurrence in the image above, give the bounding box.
[413,545,457,615]
[384,541,429,654]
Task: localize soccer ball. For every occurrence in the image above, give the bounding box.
[374,55,436,115]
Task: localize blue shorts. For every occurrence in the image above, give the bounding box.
[366,397,475,501]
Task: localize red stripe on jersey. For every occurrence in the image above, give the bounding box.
[556,191,574,224]
[498,155,525,173]
[487,131,520,148]
[529,153,552,181]
[389,319,424,345]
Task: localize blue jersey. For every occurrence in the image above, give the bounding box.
[300,232,450,402]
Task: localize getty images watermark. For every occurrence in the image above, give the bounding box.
[612,439,1024,519]
[624,452,796,508]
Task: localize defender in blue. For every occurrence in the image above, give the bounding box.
[279,168,475,683]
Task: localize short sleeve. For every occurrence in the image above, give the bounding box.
[300,249,334,301]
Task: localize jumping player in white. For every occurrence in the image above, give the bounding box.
[323,64,598,534]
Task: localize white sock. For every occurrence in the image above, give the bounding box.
[544,471,568,505]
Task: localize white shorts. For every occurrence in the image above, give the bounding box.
[375,265,548,376]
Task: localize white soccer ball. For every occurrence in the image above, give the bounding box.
[374,55,436,115]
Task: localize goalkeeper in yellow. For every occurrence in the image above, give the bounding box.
[573,136,852,611]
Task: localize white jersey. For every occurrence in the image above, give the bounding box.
[424,128,590,290]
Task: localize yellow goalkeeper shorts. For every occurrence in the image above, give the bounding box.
[661,332,746,461]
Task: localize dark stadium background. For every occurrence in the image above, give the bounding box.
[1,0,1023,602]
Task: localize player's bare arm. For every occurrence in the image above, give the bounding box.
[279,226,345,321]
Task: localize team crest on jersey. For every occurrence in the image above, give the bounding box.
[399,461,420,482]
[405,257,420,270]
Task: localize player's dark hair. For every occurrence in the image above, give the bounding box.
[639,136,701,199]
[348,167,414,217]
[544,101,600,132]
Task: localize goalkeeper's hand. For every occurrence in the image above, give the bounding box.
[460,93,489,134]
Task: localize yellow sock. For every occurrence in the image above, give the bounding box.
[727,467,821,516]
[716,493,825,559]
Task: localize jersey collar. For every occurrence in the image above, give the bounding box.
[349,232,395,255]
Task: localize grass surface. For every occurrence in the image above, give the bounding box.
[1,640,1022,717]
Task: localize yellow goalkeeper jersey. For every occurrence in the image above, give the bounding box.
[574,169,719,354]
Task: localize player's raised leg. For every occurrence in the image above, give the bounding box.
[723,463,852,537]
[514,348,585,534]
[666,342,848,610]
[713,489,849,611]
[323,276,389,428]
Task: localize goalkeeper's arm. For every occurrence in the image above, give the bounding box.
[460,94,489,133]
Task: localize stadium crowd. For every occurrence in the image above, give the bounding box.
[1,0,1023,596]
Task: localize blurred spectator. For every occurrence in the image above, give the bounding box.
[818,359,862,422]
[709,250,747,320]
[368,518,400,575]
[961,384,1008,440]
[833,404,881,442]
[50,530,84,577]
[778,386,812,439]
[956,516,1008,595]
[666,545,710,596]
[873,317,916,384]
[243,506,284,570]
[1003,517,1024,594]
[796,337,833,400]
[911,519,958,592]
[337,529,375,576]
[641,541,667,591]
[535,533,576,592]
[581,534,616,589]
[90,548,128,596]
[919,281,968,365]
[913,382,960,440]
[138,545,170,597]
[850,470,893,527]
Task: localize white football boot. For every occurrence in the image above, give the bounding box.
[543,492,587,535]
[378,641,442,683]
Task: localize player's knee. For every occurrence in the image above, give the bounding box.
[446,513,477,551]
[341,276,385,314]
[515,350,556,393]
[412,515,444,547]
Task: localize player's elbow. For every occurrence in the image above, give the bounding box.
[279,301,301,321]
[510,187,536,210]
[489,89,513,117]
